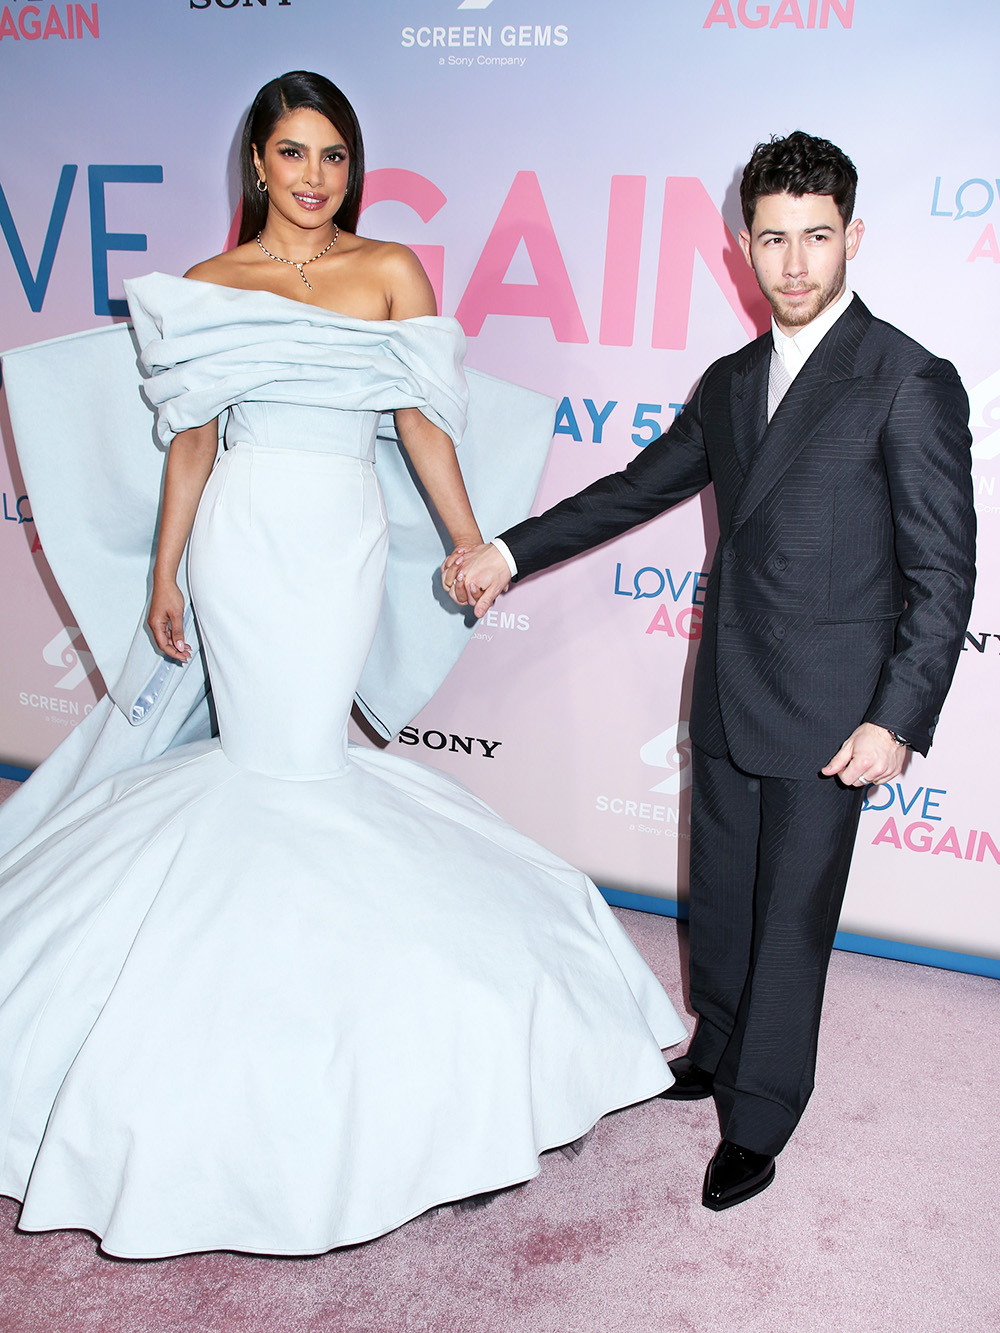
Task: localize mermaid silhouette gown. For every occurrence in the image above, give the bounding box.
[0,276,686,1258]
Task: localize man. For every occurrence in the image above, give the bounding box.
[445,132,976,1210]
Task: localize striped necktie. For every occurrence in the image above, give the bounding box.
[767,348,793,421]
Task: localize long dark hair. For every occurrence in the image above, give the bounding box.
[237,71,365,245]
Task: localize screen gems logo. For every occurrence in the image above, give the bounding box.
[594,722,693,836]
[402,0,568,59]
[42,626,95,690]
[18,627,99,725]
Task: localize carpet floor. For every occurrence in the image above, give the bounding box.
[0,776,996,1332]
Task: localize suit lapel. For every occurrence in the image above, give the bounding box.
[729,297,872,533]
[729,337,770,478]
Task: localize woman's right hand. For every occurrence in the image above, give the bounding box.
[148,578,191,662]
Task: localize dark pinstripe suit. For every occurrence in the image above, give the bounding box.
[500,296,976,1153]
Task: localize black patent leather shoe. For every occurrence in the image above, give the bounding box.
[659,1056,715,1101]
[702,1139,776,1211]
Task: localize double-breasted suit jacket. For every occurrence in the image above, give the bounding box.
[502,297,976,776]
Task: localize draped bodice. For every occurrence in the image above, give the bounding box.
[124,273,470,457]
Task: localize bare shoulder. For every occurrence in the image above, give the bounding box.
[184,243,258,286]
[352,238,435,318]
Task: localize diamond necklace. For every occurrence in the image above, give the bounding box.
[255,225,339,290]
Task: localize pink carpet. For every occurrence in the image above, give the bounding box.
[1,774,997,1332]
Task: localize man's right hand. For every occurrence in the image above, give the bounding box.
[442,543,511,618]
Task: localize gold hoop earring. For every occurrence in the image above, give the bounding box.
[256,179,268,194]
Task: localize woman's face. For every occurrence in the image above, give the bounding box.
[253,107,350,234]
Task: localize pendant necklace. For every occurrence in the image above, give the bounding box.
[256,225,339,290]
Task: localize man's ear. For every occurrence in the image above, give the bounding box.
[845,217,865,260]
[739,229,753,269]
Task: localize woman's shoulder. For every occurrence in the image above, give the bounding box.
[347,237,437,319]
[184,244,260,288]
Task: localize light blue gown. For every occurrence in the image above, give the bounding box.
[0,277,685,1258]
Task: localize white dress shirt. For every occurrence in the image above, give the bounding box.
[771,285,853,382]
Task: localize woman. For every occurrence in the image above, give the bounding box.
[0,72,685,1259]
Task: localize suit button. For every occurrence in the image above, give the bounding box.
[722,547,736,565]
[773,554,788,571]
[772,625,786,639]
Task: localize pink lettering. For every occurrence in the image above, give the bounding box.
[931,826,962,859]
[977,832,1000,865]
[903,822,934,853]
[600,176,646,347]
[739,0,770,27]
[968,224,1000,264]
[703,0,737,26]
[75,3,98,38]
[820,0,853,27]
[43,6,66,37]
[771,0,805,26]
[19,5,41,38]
[652,177,770,350]
[645,605,676,636]
[871,817,902,849]
[360,169,447,313]
[456,171,587,343]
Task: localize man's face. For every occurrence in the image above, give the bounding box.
[739,192,864,336]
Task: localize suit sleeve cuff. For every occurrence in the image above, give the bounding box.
[491,537,518,579]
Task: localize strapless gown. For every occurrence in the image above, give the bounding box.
[0,276,686,1258]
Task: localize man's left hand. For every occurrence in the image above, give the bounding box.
[822,723,907,788]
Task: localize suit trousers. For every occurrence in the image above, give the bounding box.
[685,744,865,1156]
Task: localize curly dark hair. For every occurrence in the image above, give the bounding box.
[237,71,365,245]
[740,131,857,230]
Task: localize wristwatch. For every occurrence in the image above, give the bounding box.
[884,728,911,748]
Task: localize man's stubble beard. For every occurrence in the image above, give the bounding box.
[759,252,847,331]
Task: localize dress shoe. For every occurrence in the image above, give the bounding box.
[702,1139,776,1211]
[659,1056,715,1101]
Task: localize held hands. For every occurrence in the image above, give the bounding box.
[441,543,511,618]
[822,723,907,788]
[148,578,191,662]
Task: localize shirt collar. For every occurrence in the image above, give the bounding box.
[771,287,854,374]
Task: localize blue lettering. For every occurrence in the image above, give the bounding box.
[863,785,895,813]
[583,398,617,443]
[553,395,582,441]
[896,785,924,816]
[693,572,709,605]
[633,567,665,599]
[954,178,994,221]
[0,165,77,312]
[922,787,946,821]
[632,403,661,447]
[930,176,951,218]
[613,562,631,596]
[88,165,163,316]
[665,568,692,602]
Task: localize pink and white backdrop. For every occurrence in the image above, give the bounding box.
[1,0,997,974]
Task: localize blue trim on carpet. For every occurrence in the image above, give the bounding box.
[0,764,31,782]
[598,887,1000,979]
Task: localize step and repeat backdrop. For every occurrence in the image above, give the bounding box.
[1,0,997,972]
